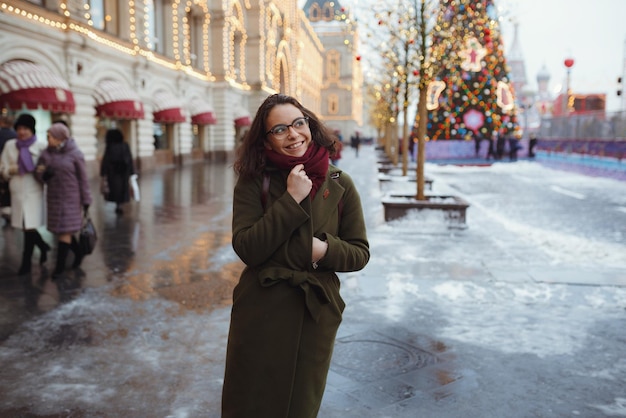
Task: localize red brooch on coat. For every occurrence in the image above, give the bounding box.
[323,189,330,199]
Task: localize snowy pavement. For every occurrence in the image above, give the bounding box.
[1,144,625,417]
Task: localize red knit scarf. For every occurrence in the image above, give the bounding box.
[265,143,329,199]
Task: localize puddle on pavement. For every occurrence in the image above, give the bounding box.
[329,329,466,403]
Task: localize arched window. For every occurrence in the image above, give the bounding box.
[228,2,247,83]
[328,94,339,114]
[186,5,206,69]
[327,50,340,81]
[64,0,118,34]
[309,3,321,22]
[323,2,334,21]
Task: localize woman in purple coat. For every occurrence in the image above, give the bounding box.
[36,123,92,280]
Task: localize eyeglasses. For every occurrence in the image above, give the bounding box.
[266,117,309,139]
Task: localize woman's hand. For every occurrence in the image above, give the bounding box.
[286,164,312,203]
[40,165,54,181]
[312,236,328,265]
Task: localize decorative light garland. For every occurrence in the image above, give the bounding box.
[1,1,218,81]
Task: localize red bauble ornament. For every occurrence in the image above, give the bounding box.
[564,58,575,68]
[356,55,361,61]
[413,69,418,76]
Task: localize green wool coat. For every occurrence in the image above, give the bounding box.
[222,165,370,418]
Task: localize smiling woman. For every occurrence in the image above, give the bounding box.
[223,93,370,417]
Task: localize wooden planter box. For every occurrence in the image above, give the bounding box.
[381,194,470,227]
[377,163,395,174]
[378,174,433,191]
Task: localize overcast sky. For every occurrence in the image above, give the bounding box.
[499,0,626,111]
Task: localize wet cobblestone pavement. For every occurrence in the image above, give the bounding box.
[1,146,625,417]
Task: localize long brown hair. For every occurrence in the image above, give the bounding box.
[233,94,337,178]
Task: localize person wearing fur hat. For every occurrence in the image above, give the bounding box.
[0,113,51,275]
[35,122,92,280]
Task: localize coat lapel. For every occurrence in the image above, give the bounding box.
[311,170,344,231]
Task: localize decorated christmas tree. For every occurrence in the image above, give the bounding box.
[423,0,520,140]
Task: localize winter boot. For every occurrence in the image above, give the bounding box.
[34,230,51,265]
[18,230,36,275]
[70,235,84,268]
[52,242,71,280]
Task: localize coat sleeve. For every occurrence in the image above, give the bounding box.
[74,151,93,206]
[0,142,13,180]
[100,148,109,177]
[124,143,135,175]
[232,174,310,267]
[317,171,370,273]
[33,151,50,183]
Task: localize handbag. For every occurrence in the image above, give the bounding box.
[129,174,140,202]
[78,214,98,255]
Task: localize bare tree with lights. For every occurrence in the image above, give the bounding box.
[361,0,438,195]
[367,0,423,175]
[412,0,436,200]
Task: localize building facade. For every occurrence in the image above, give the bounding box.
[302,0,364,141]
[0,0,350,177]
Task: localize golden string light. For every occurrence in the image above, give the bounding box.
[129,0,138,45]
[173,0,180,61]
[143,0,151,49]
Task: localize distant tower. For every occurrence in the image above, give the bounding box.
[535,64,553,116]
[537,65,550,96]
[507,19,527,100]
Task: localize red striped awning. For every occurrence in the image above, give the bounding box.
[153,90,185,123]
[94,79,144,119]
[0,60,75,113]
[190,97,217,125]
[192,112,217,125]
[234,106,251,127]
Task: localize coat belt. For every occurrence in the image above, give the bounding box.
[258,267,331,323]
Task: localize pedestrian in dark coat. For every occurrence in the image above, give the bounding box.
[496,131,506,160]
[528,133,538,158]
[351,131,362,157]
[486,131,496,160]
[508,134,520,161]
[100,128,135,214]
[223,94,370,418]
[36,123,92,279]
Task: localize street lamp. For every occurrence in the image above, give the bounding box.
[563,57,575,114]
